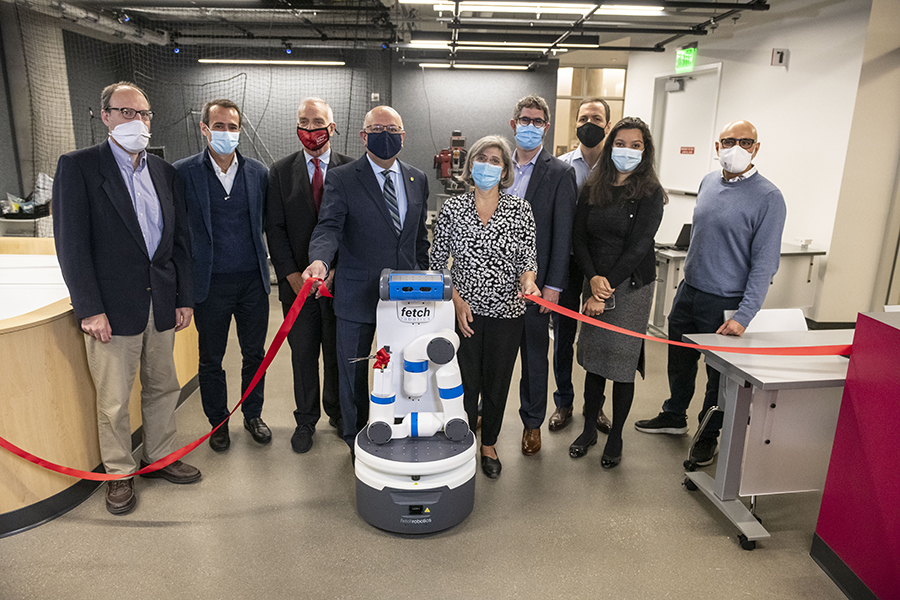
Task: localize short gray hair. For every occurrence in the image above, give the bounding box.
[463,135,516,191]
[100,81,149,110]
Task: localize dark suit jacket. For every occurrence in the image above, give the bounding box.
[308,154,430,324]
[522,148,578,291]
[52,140,193,335]
[173,150,270,304]
[266,148,353,303]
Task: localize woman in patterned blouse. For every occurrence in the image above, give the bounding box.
[430,135,539,479]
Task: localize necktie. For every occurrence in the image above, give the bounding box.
[382,169,401,233]
[312,157,324,213]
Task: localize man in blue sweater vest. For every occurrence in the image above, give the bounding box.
[634,120,786,466]
[174,99,272,452]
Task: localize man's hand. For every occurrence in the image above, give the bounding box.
[301,260,327,283]
[716,318,746,337]
[452,289,475,338]
[316,269,335,299]
[81,313,112,343]
[539,287,559,314]
[286,271,304,296]
[590,275,614,300]
[175,307,194,332]
[582,296,605,317]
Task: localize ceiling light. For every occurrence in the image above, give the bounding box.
[427,2,664,16]
[198,59,345,66]
[419,63,529,70]
[409,39,593,49]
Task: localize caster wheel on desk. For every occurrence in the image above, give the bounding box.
[738,534,756,551]
[683,459,698,472]
[683,478,698,491]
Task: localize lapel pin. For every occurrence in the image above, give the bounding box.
[410,176,414,182]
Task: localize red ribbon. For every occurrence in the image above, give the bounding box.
[0,278,331,481]
[525,294,852,357]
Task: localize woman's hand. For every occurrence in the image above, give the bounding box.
[590,275,614,300]
[582,296,606,316]
[518,271,541,300]
[452,288,475,338]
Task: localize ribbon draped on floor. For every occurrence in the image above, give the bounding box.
[0,285,850,481]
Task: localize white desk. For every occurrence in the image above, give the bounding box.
[681,329,853,549]
[0,254,69,320]
[650,244,827,336]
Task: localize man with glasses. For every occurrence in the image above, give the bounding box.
[53,81,200,515]
[267,97,352,454]
[549,97,613,435]
[302,105,430,455]
[507,94,578,456]
[634,120,786,467]
[174,99,272,453]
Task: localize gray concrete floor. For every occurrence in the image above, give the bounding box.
[0,293,845,600]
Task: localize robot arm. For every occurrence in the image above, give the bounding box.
[402,329,458,398]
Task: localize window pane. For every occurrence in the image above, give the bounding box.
[553,98,574,156]
[607,100,625,128]
[586,68,626,98]
[556,67,574,96]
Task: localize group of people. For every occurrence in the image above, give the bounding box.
[52,80,785,514]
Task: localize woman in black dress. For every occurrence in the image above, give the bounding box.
[569,117,665,468]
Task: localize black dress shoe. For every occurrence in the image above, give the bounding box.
[480,454,502,479]
[569,429,598,458]
[291,426,315,454]
[209,426,230,452]
[244,417,272,444]
[601,437,622,469]
[548,406,573,431]
[601,453,622,469]
[597,409,612,435]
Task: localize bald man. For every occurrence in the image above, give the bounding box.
[634,120,786,467]
[303,106,430,451]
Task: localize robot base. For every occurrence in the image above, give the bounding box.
[355,430,476,534]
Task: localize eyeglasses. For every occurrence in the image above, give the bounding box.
[474,154,503,166]
[105,107,154,121]
[516,116,548,128]
[365,124,403,134]
[720,137,756,149]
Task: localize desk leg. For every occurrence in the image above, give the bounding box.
[684,375,771,544]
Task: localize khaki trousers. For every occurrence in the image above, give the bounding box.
[84,306,181,475]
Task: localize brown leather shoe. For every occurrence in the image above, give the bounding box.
[548,406,573,431]
[140,459,202,484]
[522,428,542,456]
[597,409,612,434]
[106,479,136,515]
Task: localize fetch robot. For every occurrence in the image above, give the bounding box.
[354,269,477,534]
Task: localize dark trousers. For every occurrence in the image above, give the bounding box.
[662,281,742,439]
[195,273,269,427]
[335,317,376,446]
[518,303,551,429]
[283,293,340,429]
[458,314,524,447]
[552,255,584,409]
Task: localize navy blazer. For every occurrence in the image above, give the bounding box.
[522,148,578,291]
[173,150,270,305]
[308,155,430,324]
[266,148,353,303]
[52,140,193,335]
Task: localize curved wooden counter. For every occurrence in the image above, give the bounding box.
[0,238,198,535]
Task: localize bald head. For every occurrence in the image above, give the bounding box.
[298,97,334,125]
[720,120,758,141]
[364,105,403,131]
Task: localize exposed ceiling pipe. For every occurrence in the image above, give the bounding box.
[0,0,170,45]
[176,36,386,49]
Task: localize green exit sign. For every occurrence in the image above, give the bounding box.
[676,46,697,72]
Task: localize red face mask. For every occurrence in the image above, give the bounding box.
[297,126,330,151]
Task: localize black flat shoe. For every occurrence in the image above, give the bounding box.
[480,455,502,479]
[601,453,622,469]
[569,430,598,458]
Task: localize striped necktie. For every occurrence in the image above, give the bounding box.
[381,169,402,233]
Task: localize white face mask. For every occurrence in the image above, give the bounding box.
[110,119,151,153]
[718,145,753,174]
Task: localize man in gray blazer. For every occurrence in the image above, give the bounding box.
[302,106,430,454]
[507,94,578,457]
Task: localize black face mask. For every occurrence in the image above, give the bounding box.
[576,122,606,148]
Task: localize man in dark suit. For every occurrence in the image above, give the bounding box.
[174,99,271,453]
[267,97,352,454]
[53,81,200,516]
[302,105,430,453]
[507,94,578,456]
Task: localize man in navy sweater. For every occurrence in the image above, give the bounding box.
[634,120,786,466]
[174,99,271,452]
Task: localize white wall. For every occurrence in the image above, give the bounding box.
[623,0,872,268]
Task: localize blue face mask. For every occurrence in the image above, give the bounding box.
[209,130,240,155]
[515,124,544,151]
[611,147,642,173]
[366,131,403,160]
[471,161,503,191]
